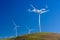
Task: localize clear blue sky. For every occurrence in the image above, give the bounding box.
[0,0,60,37]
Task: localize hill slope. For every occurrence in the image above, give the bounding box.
[10,32,60,40]
[1,32,60,40]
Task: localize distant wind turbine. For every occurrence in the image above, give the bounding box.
[25,25,35,34]
[12,20,21,37]
[28,29,35,34]
[28,4,49,32]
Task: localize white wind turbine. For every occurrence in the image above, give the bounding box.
[28,4,49,32]
[25,25,35,34]
[28,29,35,34]
[13,20,21,37]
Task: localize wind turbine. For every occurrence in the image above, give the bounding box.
[12,20,20,37]
[28,4,49,32]
[28,29,35,34]
[25,25,35,34]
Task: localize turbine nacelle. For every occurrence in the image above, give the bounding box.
[14,26,20,30]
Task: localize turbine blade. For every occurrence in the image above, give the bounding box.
[30,4,36,9]
[46,5,48,8]
[12,19,16,26]
[16,26,21,27]
[14,27,16,30]
[40,10,49,14]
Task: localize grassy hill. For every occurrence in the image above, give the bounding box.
[1,32,60,40]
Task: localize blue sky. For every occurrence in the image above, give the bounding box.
[0,0,60,38]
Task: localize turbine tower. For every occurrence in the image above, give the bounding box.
[13,20,20,37]
[28,4,49,32]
